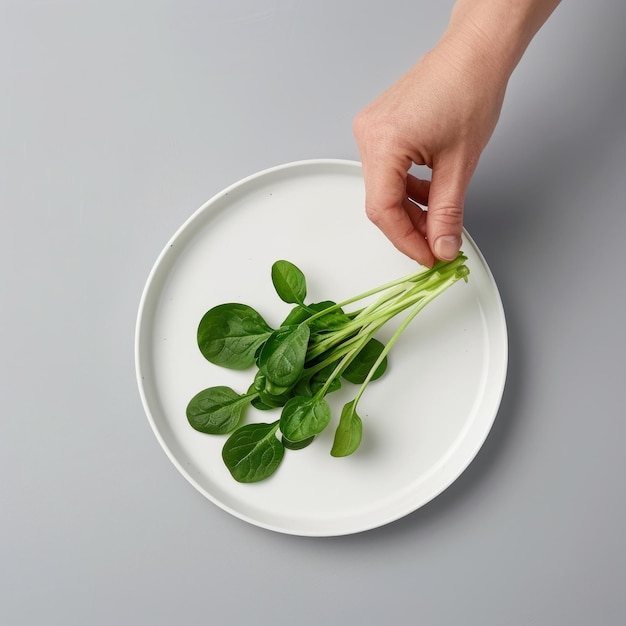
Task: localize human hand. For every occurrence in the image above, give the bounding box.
[353,34,508,266]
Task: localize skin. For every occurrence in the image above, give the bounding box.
[353,0,562,266]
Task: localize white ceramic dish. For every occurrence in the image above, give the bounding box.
[135,159,507,536]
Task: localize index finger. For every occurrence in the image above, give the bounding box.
[360,156,435,266]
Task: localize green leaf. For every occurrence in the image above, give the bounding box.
[281,305,311,327]
[310,363,342,395]
[256,389,290,409]
[247,381,269,409]
[281,301,349,331]
[271,260,307,305]
[263,379,291,396]
[308,301,351,332]
[282,435,316,450]
[248,395,268,410]
[186,386,250,434]
[342,338,388,384]
[280,395,331,442]
[292,376,313,397]
[250,372,291,409]
[222,422,284,483]
[251,396,277,411]
[319,377,341,395]
[197,303,273,370]
[257,323,310,388]
[330,400,363,457]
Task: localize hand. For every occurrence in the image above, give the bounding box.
[353,35,508,266]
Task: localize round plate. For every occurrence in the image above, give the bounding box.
[135,159,507,536]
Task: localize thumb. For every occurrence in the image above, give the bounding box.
[426,156,472,261]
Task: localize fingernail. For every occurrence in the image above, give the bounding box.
[433,236,460,261]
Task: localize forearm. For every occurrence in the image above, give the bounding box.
[442,0,561,81]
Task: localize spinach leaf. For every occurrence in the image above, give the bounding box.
[282,435,316,450]
[280,395,331,442]
[310,363,342,395]
[250,396,287,411]
[330,400,363,457]
[222,422,284,483]
[257,323,310,388]
[281,304,310,327]
[186,386,251,434]
[342,338,388,384]
[308,301,352,332]
[271,260,307,305]
[247,382,277,411]
[250,372,291,409]
[281,300,350,332]
[197,303,273,370]
[250,397,270,411]
[256,389,290,409]
[292,376,314,398]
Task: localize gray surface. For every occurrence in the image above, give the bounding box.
[2,1,625,624]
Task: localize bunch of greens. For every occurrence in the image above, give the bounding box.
[186,253,469,483]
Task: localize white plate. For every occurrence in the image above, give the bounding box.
[135,159,507,536]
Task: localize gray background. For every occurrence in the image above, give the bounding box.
[2,1,625,624]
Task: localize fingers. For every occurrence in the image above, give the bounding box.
[360,153,469,264]
[362,162,435,267]
[355,107,471,265]
[425,155,473,261]
[402,196,427,238]
[354,108,434,265]
[406,174,430,206]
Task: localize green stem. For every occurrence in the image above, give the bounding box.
[306,277,430,360]
[310,318,384,395]
[351,269,467,409]
[303,258,457,328]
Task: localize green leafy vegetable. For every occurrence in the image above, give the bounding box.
[341,338,387,384]
[188,253,470,483]
[307,301,352,332]
[222,422,284,483]
[197,303,273,370]
[279,395,332,442]
[282,435,316,450]
[257,323,310,387]
[271,259,307,305]
[186,385,253,434]
[330,400,363,457]
[281,305,312,327]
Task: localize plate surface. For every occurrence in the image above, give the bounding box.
[135,159,507,536]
